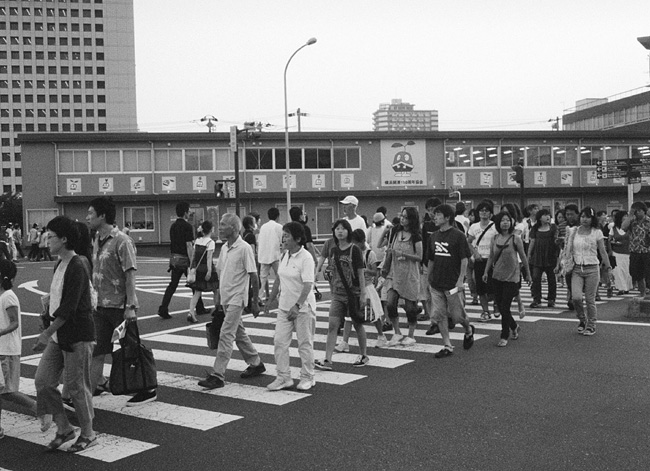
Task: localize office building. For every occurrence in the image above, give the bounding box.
[373,99,438,132]
[0,0,137,194]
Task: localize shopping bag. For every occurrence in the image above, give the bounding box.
[205,307,225,350]
[110,321,157,395]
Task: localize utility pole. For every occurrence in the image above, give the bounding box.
[287,108,308,132]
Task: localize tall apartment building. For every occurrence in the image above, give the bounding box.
[372,98,438,132]
[0,0,137,194]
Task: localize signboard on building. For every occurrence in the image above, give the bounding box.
[282,174,296,189]
[380,139,427,187]
[161,176,176,192]
[67,178,81,194]
[312,174,326,189]
[480,172,493,186]
[534,171,547,186]
[99,177,113,193]
[452,172,466,187]
[341,174,354,188]
[193,176,207,191]
[561,171,573,185]
[252,175,267,190]
[130,177,145,192]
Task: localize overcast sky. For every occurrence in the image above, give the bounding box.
[133,0,650,134]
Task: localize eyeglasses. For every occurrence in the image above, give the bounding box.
[479,209,491,213]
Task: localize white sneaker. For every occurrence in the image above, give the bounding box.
[296,379,316,391]
[387,334,403,347]
[375,336,388,348]
[266,378,294,391]
[401,337,416,347]
[334,341,350,353]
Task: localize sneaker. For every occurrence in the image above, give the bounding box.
[434,346,454,358]
[334,341,350,353]
[39,414,53,432]
[511,325,521,340]
[471,298,479,305]
[547,301,556,308]
[494,310,501,318]
[352,355,370,367]
[266,378,294,391]
[463,325,475,350]
[93,380,110,397]
[296,379,316,391]
[582,326,596,336]
[126,390,157,407]
[497,339,508,347]
[387,334,403,347]
[157,307,172,319]
[577,321,586,333]
[198,374,225,389]
[480,312,491,322]
[62,397,75,412]
[567,301,575,311]
[425,324,440,336]
[375,336,388,348]
[381,321,393,332]
[240,362,266,379]
[416,313,430,322]
[315,359,333,371]
[529,302,542,308]
[401,337,416,347]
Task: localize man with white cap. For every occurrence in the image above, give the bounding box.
[340,195,367,232]
[367,212,392,265]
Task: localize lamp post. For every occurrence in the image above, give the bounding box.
[284,37,317,220]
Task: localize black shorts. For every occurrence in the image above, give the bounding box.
[93,307,125,356]
[629,252,650,282]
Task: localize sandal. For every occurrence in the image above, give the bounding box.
[46,429,77,451]
[68,435,97,453]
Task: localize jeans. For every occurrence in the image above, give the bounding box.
[531,265,557,303]
[211,304,261,381]
[274,307,316,381]
[571,264,599,328]
[35,340,95,432]
[159,266,204,312]
[492,279,519,340]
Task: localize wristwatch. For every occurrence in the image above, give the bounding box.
[294,302,302,310]
[126,304,137,311]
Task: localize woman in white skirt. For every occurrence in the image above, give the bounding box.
[610,210,632,294]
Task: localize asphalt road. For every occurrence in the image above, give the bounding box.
[2,256,650,471]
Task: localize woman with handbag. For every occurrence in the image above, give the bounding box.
[482,212,531,347]
[381,207,423,347]
[32,216,97,452]
[610,210,632,295]
[562,207,611,336]
[187,221,219,323]
[315,219,368,371]
[264,222,317,391]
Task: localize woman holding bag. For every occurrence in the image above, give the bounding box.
[264,222,317,391]
[187,221,218,323]
[315,219,368,371]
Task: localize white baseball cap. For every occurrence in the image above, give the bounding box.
[340,195,359,206]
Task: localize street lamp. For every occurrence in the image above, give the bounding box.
[284,37,317,220]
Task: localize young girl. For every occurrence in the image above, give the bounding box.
[0,259,51,439]
[335,229,389,352]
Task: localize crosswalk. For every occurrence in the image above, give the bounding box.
[5,277,631,463]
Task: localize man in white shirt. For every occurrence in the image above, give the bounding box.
[340,195,367,232]
[257,207,283,302]
[367,212,392,265]
[455,202,470,234]
[467,201,498,322]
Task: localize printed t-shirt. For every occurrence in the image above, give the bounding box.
[428,227,471,291]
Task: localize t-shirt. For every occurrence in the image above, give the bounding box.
[327,244,364,298]
[346,216,367,232]
[257,220,283,264]
[0,290,21,355]
[428,227,471,291]
[169,218,195,255]
[421,220,439,265]
[277,248,316,313]
[468,221,497,259]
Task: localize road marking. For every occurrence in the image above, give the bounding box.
[2,410,158,462]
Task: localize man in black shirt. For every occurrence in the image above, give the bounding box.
[158,202,206,318]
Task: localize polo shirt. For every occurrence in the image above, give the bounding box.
[217,236,257,306]
[277,247,316,312]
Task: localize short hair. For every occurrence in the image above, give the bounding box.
[289,206,302,222]
[88,197,116,225]
[564,204,579,215]
[282,221,305,246]
[476,201,493,214]
[221,213,241,233]
[614,210,628,228]
[376,206,387,215]
[425,197,442,209]
[579,206,599,228]
[351,228,366,243]
[267,207,280,220]
[596,210,607,218]
[176,202,190,217]
[468,208,480,223]
[331,219,353,243]
[455,201,466,215]
[533,209,551,231]
[200,220,214,235]
[493,211,515,234]
[249,211,260,222]
[242,215,255,231]
[0,259,17,290]
[434,204,456,223]
[46,215,79,250]
[631,201,648,213]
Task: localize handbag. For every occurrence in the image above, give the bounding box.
[109,321,158,395]
[333,248,366,324]
[559,227,577,276]
[170,253,191,271]
[205,306,225,350]
[186,244,208,286]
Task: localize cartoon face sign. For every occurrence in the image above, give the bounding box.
[391,141,415,175]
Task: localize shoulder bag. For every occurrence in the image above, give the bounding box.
[474,222,495,259]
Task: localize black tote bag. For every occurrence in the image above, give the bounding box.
[110,321,158,395]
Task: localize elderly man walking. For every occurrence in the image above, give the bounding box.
[198,214,265,389]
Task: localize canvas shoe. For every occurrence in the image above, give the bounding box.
[463,325,475,350]
[296,379,316,391]
[497,339,508,347]
[375,336,388,348]
[126,390,157,407]
[480,312,491,322]
[352,355,370,367]
[198,374,225,389]
[434,346,454,358]
[240,362,266,378]
[315,359,333,371]
[266,378,294,391]
[334,341,350,353]
[401,337,416,347]
[387,334,403,347]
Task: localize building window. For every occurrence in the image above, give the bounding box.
[245,148,273,170]
[50,124,58,132]
[552,146,578,166]
[123,150,152,172]
[526,146,552,167]
[471,146,499,167]
[500,146,526,168]
[74,109,82,117]
[62,109,70,117]
[58,150,89,173]
[304,148,332,169]
[123,207,154,231]
[580,146,605,166]
[603,145,628,161]
[86,109,93,117]
[85,94,93,103]
[91,150,120,172]
[72,37,80,46]
[154,149,183,171]
[83,37,91,46]
[184,149,213,171]
[63,123,71,131]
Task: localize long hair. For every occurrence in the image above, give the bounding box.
[614,210,628,229]
[579,206,599,228]
[493,211,515,234]
[400,207,421,239]
[532,208,551,232]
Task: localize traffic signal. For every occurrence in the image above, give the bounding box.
[511,158,524,185]
[214,180,225,198]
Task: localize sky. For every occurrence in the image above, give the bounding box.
[133,0,650,134]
